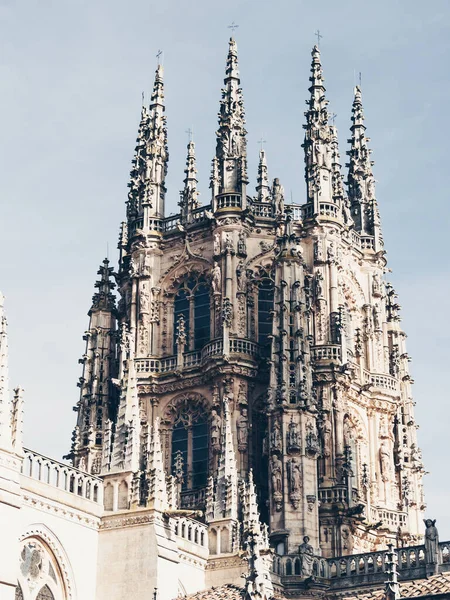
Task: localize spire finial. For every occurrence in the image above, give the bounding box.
[314,29,323,48]
[179,138,200,223]
[0,292,12,451]
[256,147,271,202]
[228,21,239,36]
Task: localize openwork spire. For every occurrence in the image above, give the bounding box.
[384,544,400,600]
[303,46,333,213]
[179,140,200,223]
[330,125,353,226]
[127,66,169,227]
[347,86,383,248]
[256,149,271,202]
[0,292,11,450]
[213,38,248,204]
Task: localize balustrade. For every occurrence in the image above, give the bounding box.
[22,449,103,504]
[174,516,207,547]
[216,194,242,210]
[311,345,342,362]
[252,202,275,219]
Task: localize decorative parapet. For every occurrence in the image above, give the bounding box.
[22,448,103,505]
[271,542,450,591]
[134,338,260,375]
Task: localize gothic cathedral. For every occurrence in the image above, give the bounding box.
[1,39,439,600]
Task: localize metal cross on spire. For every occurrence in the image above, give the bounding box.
[228,21,239,35]
[257,136,266,151]
[330,113,337,126]
[314,29,323,47]
[156,49,163,65]
[186,127,194,142]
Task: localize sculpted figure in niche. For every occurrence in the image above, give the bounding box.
[139,283,150,314]
[211,263,222,294]
[287,418,301,451]
[271,418,282,452]
[237,408,248,451]
[271,454,283,494]
[237,231,246,255]
[343,415,353,447]
[373,304,381,331]
[379,441,391,482]
[314,239,324,262]
[424,519,440,565]
[288,457,301,494]
[372,273,381,295]
[298,536,315,577]
[142,252,151,277]
[210,410,222,450]
[214,233,221,255]
[322,416,332,458]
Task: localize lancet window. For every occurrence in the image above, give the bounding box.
[173,275,211,352]
[17,537,67,600]
[257,277,274,355]
[169,403,209,497]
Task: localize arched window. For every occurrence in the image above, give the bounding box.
[258,278,274,355]
[171,408,208,496]
[18,537,66,600]
[194,282,210,350]
[173,276,211,353]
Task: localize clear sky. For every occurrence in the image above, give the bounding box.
[1,0,449,536]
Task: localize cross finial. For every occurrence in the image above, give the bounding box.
[156,49,163,65]
[257,136,266,151]
[330,113,337,126]
[314,29,323,47]
[228,21,239,35]
[359,71,362,87]
[186,127,194,142]
[141,91,145,105]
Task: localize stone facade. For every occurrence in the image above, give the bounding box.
[0,38,442,600]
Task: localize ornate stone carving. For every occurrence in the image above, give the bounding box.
[287,457,301,508]
[222,297,233,327]
[210,409,222,453]
[270,454,283,511]
[237,407,248,452]
[287,417,301,453]
[270,418,282,453]
[211,262,222,294]
[298,536,314,577]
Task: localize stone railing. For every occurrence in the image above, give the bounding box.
[134,338,260,375]
[311,345,342,363]
[319,202,339,219]
[215,193,242,210]
[189,205,211,226]
[318,487,348,505]
[22,449,103,505]
[369,507,407,530]
[285,204,303,222]
[362,370,399,393]
[174,516,208,548]
[162,213,182,232]
[252,202,275,219]
[272,542,450,590]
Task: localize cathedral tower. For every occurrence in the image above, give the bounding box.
[69,38,425,569]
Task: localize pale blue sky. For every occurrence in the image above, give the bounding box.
[1,0,449,535]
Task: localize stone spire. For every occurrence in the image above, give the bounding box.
[384,544,400,600]
[243,472,273,600]
[127,66,168,231]
[330,125,353,226]
[346,86,383,249]
[69,259,118,474]
[11,387,24,455]
[146,418,169,511]
[302,45,333,215]
[214,397,238,520]
[212,38,248,210]
[255,149,271,203]
[110,356,140,473]
[179,140,200,224]
[0,293,11,450]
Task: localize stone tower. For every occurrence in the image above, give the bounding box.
[69,39,425,563]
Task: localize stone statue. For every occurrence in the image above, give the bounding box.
[314,271,324,300]
[271,454,283,494]
[314,239,324,262]
[139,283,150,314]
[298,536,315,577]
[271,418,282,452]
[288,457,301,494]
[424,519,440,565]
[237,408,248,451]
[373,303,381,331]
[210,410,222,450]
[273,178,285,215]
[372,273,381,295]
[237,231,246,255]
[343,415,353,447]
[322,416,332,458]
[142,252,151,277]
[287,418,301,451]
[211,263,222,294]
[214,233,221,255]
[379,441,391,482]
[224,233,233,253]
[236,261,247,292]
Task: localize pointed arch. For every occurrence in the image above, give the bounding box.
[18,524,76,600]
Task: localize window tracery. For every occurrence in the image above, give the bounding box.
[173,275,211,352]
[17,537,66,600]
